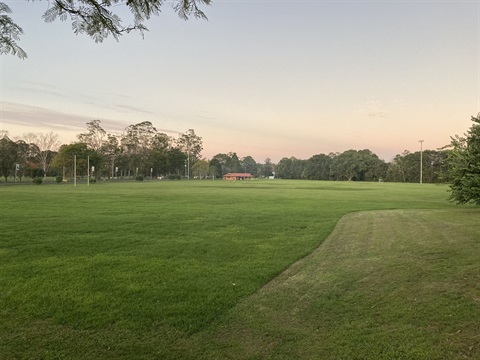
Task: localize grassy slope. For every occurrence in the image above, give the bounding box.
[0,180,477,358]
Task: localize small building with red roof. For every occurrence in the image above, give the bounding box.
[222,173,254,180]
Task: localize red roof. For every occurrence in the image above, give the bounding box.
[223,173,253,177]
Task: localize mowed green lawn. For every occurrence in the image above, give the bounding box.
[0,180,478,359]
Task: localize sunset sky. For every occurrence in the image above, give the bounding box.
[0,0,478,162]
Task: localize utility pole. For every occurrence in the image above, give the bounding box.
[419,140,424,184]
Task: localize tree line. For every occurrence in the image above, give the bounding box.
[0,121,203,181]
[274,148,450,183]
[0,116,476,194]
[0,119,450,183]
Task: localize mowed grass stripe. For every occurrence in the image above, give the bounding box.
[196,209,480,360]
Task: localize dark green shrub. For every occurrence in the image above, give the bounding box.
[136,175,144,181]
[32,168,43,178]
[89,177,96,183]
[33,177,43,185]
[55,176,63,183]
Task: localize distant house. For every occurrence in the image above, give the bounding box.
[223,173,254,180]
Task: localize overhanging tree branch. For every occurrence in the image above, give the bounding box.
[0,3,27,59]
[1,0,211,58]
[42,0,211,42]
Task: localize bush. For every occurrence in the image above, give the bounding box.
[32,168,43,178]
[136,175,144,181]
[448,114,480,205]
[89,177,96,183]
[55,176,63,184]
[33,177,43,185]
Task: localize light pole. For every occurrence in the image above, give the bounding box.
[419,140,424,184]
[187,148,190,180]
[74,155,77,187]
[87,155,90,186]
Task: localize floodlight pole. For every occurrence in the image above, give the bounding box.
[419,140,424,184]
[74,155,77,187]
[187,147,190,180]
[87,156,90,186]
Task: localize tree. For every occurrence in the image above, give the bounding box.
[208,164,218,180]
[121,121,158,177]
[209,156,224,178]
[258,158,274,178]
[77,120,107,152]
[177,129,203,161]
[166,147,186,176]
[330,149,386,181]
[100,134,121,178]
[0,3,26,59]
[386,149,449,183]
[22,132,60,178]
[150,133,172,177]
[191,158,209,179]
[14,139,33,180]
[303,154,333,180]
[51,142,100,178]
[276,157,305,179]
[241,156,257,175]
[386,151,409,182]
[0,134,18,181]
[227,152,241,173]
[210,153,230,176]
[447,114,480,205]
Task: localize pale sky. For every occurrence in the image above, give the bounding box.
[1,0,478,162]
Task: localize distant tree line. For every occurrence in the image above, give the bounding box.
[206,153,274,179]
[0,121,203,181]
[0,119,458,185]
[0,120,279,182]
[0,130,61,181]
[52,120,204,180]
[274,148,449,183]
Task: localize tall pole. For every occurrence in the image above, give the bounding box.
[187,148,190,180]
[419,140,424,184]
[74,155,77,187]
[87,156,90,186]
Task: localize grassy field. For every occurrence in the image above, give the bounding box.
[0,180,478,359]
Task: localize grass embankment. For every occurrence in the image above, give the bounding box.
[0,180,478,359]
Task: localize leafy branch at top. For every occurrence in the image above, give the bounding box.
[0,3,27,59]
[42,0,211,42]
[1,0,211,58]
